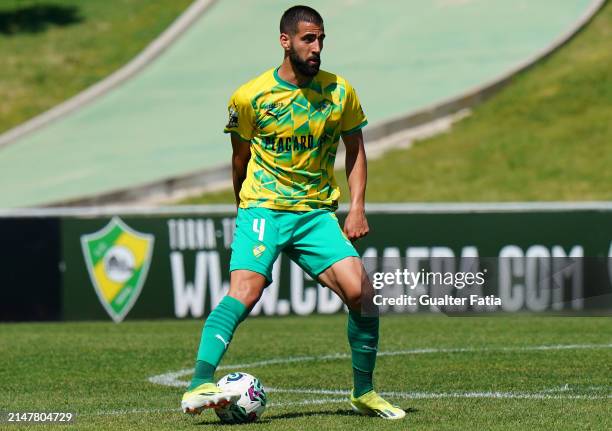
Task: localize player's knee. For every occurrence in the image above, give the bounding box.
[229,284,262,309]
[228,272,265,309]
[345,278,376,312]
[343,288,362,311]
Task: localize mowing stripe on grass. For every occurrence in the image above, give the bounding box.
[147,343,612,388]
[90,391,612,416]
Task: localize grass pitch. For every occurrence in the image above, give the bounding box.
[1,315,611,430]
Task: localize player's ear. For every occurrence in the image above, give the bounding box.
[280,33,290,52]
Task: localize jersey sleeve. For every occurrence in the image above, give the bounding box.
[223,87,256,141]
[340,80,368,136]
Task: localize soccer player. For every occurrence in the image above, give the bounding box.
[181,5,405,420]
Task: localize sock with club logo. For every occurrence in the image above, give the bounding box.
[188,295,247,390]
[347,309,379,397]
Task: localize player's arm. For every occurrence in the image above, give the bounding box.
[231,133,251,208]
[343,130,369,241]
[224,88,255,209]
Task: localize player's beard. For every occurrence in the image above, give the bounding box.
[288,47,320,77]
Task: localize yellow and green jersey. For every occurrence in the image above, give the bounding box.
[223,67,367,211]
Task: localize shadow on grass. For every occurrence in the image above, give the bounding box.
[0,4,82,35]
[194,406,417,426]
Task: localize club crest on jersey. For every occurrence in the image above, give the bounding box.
[226,105,239,128]
[81,217,154,323]
[253,244,266,258]
[315,99,332,113]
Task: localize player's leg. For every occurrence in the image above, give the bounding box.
[317,256,377,389]
[318,258,405,419]
[189,270,266,388]
[182,208,279,414]
[288,211,378,397]
[182,270,267,414]
[288,210,405,419]
[317,257,377,398]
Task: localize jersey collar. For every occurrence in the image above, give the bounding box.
[274,66,312,90]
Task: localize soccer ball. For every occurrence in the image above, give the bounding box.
[214,372,267,424]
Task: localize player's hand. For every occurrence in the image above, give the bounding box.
[343,208,369,241]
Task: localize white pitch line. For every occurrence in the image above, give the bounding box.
[267,387,350,395]
[378,391,612,400]
[267,387,612,400]
[269,398,347,407]
[94,407,179,416]
[147,368,193,387]
[147,343,612,388]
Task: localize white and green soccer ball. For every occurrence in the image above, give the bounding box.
[214,372,267,424]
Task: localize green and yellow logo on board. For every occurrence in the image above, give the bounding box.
[81,217,154,323]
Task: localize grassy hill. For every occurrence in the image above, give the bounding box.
[182,1,611,204]
[0,0,192,134]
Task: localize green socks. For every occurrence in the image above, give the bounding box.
[189,360,216,389]
[189,297,379,396]
[188,296,247,390]
[347,309,379,397]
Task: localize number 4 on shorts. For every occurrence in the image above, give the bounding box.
[252,218,265,241]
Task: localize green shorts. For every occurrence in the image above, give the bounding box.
[230,207,359,283]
